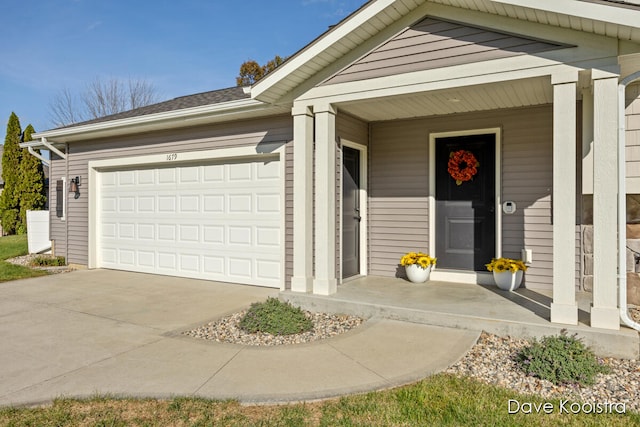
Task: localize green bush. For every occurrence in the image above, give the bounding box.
[239,297,313,336]
[30,256,66,267]
[515,330,610,386]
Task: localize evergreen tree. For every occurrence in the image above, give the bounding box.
[0,113,22,234]
[17,124,46,234]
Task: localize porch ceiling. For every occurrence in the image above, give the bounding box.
[336,75,552,121]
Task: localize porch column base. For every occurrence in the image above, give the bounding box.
[590,306,620,330]
[313,278,338,296]
[290,277,313,293]
[550,302,578,325]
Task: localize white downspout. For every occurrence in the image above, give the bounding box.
[619,71,640,332]
[40,137,67,160]
[26,146,50,167]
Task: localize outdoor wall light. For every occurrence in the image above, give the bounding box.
[70,176,81,199]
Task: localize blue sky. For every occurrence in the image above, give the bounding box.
[0,0,366,133]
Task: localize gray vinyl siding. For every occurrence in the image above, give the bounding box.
[337,113,369,146]
[626,83,640,187]
[369,120,429,278]
[61,115,294,283]
[324,17,565,86]
[369,105,557,290]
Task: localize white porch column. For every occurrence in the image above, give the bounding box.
[290,105,314,293]
[550,71,579,325]
[591,70,621,330]
[313,103,338,295]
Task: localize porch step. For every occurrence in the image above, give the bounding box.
[280,288,640,360]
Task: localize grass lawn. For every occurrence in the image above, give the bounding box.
[0,374,637,426]
[0,235,48,282]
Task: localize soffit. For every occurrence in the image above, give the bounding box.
[336,76,552,121]
[431,0,640,42]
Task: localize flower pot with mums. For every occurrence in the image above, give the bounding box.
[485,257,528,291]
[400,252,437,283]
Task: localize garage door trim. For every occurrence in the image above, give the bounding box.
[87,144,286,289]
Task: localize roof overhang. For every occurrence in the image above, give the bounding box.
[250,0,640,105]
[31,98,288,145]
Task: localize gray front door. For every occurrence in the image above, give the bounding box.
[435,134,495,271]
[342,146,361,278]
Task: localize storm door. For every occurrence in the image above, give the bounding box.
[342,146,361,278]
[435,134,495,271]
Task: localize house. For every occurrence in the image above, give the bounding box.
[23,0,640,333]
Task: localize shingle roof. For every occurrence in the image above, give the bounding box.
[584,0,640,9]
[60,86,250,129]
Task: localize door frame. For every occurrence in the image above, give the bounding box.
[428,127,502,284]
[339,139,368,282]
[87,144,287,290]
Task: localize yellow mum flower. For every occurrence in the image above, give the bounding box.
[493,260,509,273]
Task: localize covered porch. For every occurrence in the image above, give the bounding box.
[282,275,640,359]
[290,68,622,331]
[275,6,639,334]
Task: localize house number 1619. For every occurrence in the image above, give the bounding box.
[166,153,178,161]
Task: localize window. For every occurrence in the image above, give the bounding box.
[55,179,65,219]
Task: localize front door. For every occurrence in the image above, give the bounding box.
[435,134,495,271]
[342,146,361,278]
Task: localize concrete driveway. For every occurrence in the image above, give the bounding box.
[0,269,479,406]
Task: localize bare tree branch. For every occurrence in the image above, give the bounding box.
[48,77,162,127]
[128,78,159,109]
[49,87,83,128]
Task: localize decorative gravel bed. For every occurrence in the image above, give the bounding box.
[6,254,74,274]
[446,331,640,412]
[183,310,365,346]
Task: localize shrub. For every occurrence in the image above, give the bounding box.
[239,297,313,336]
[515,330,610,386]
[30,256,66,267]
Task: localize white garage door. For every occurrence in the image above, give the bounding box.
[97,158,282,287]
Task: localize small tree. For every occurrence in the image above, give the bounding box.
[0,112,23,234]
[236,55,286,86]
[17,124,46,234]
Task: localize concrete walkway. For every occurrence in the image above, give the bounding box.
[0,270,479,407]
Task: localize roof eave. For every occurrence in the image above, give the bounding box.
[33,98,282,144]
[250,0,640,105]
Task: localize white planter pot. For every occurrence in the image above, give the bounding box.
[405,264,432,283]
[493,270,524,291]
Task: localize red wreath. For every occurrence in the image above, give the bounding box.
[447,150,479,185]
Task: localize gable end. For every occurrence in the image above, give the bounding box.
[322,16,569,86]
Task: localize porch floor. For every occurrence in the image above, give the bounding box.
[281,275,640,359]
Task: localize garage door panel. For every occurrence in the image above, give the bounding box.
[97,159,282,287]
